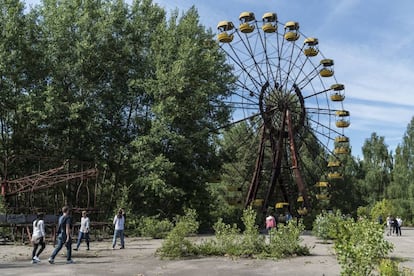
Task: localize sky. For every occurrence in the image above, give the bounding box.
[23,0,414,159]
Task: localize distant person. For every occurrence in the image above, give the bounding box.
[48,205,74,264]
[396,216,403,236]
[285,211,292,224]
[265,213,276,233]
[74,210,90,251]
[386,215,392,236]
[31,212,46,264]
[392,217,398,236]
[378,215,383,225]
[112,208,125,249]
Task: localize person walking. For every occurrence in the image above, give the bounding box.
[386,215,392,236]
[112,208,125,249]
[74,210,90,251]
[48,205,74,264]
[396,216,403,236]
[31,212,46,264]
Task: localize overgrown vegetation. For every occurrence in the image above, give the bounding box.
[157,208,309,260]
[138,216,174,239]
[313,211,395,275]
[156,208,199,258]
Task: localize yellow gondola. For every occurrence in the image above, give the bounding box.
[315,181,329,187]
[275,202,289,209]
[303,37,319,57]
[328,172,343,179]
[336,120,350,128]
[334,147,350,154]
[252,198,264,207]
[335,135,349,143]
[297,207,308,215]
[217,21,234,43]
[316,194,330,200]
[327,161,341,167]
[239,12,255,33]
[284,21,299,41]
[262,12,277,33]
[330,83,345,101]
[320,59,334,77]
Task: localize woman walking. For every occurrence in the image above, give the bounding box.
[31,212,46,264]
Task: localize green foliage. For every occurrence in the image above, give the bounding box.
[238,208,265,256]
[334,218,394,276]
[371,199,395,224]
[156,208,199,259]
[312,210,350,241]
[0,196,7,214]
[198,207,308,259]
[357,206,370,219]
[138,216,173,239]
[263,220,309,258]
[378,258,400,276]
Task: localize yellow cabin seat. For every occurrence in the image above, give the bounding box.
[262,12,277,33]
[303,37,319,57]
[284,21,300,41]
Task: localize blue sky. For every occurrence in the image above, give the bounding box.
[24,0,414,159]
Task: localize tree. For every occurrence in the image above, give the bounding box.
[130,6,235,224]
[360,133,392,204]
[388,117,414,222]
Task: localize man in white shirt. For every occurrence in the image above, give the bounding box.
[74,210,90,251]
[112,208,125,249]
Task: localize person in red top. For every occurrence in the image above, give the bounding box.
[265,213,276,233]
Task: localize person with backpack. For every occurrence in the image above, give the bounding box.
[48,205,74,264]
[31,212,46,264]
[112,208,125,249]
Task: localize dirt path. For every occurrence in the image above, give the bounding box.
[1,228,413,276]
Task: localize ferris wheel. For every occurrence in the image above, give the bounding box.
[217,12,350,215]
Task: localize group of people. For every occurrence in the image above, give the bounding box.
[30,206,126,264]
[386,215,403,236]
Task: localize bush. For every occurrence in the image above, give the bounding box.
[138,216,173,239]
[378,258,399,276]
[263,220,309,258]
[334,218,393,276]
[198,207,308,259]
[156,208,199,259]
[312,210,349,241]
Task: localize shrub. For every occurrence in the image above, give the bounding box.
[334,218,393,276]
[156,208,199,259]
[263,220,309,258]
[378,258,399,276]
[239,207,265,256]
[138,216,173,239]
[198,207,308,259]
[312,210,349,241]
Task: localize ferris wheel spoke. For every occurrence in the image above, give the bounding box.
[234,31,268,85]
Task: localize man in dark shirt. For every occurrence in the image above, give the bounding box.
[48,205,74,264]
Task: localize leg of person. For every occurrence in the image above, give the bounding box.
[112,230,118,249]
[75,232,83,250]
[36,239,46,260]
[49,236,64,264]
[32,243,39,263]
[66,237,73,263]
[120,230,125,249]
[85,232,90,250]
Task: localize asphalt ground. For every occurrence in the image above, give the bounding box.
[0,228,413,276]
